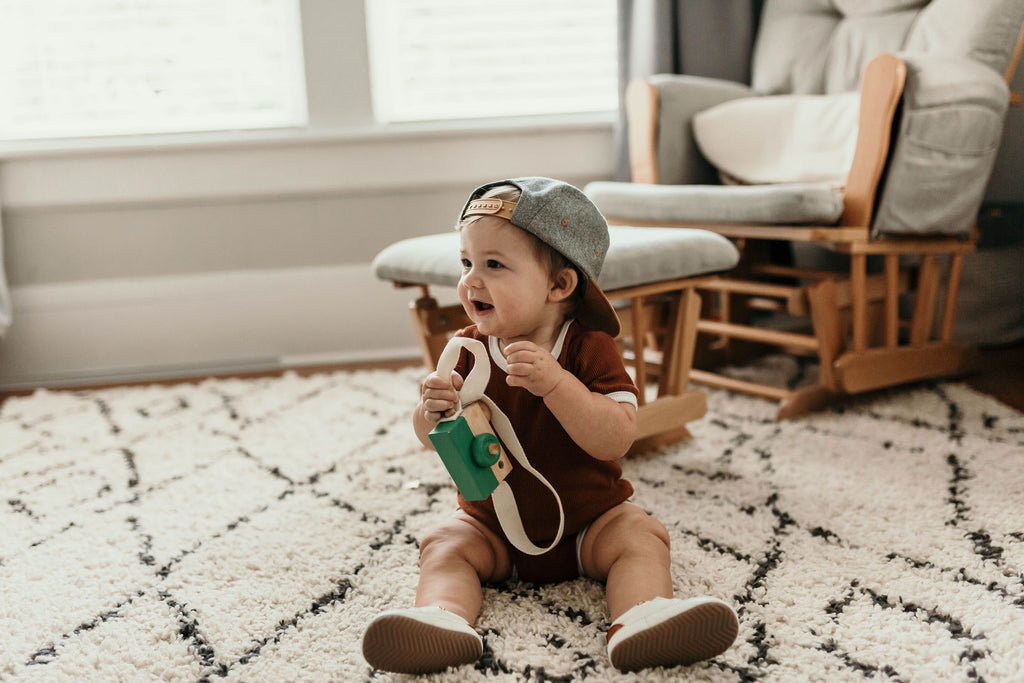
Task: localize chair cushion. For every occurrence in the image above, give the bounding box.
[751,0,1024,96]
[872,53,1010,237]
[372,226,739,293]
[905,0,1024,76]
[692,92,859,185]
[752,0,926,95]
[647,74,755,186]
[585,181,845,225]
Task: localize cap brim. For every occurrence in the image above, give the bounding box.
[577,277,621,338]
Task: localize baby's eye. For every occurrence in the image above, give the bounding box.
[486,259,503,269]
[461,258,472,269]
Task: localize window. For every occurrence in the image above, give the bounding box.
[365,0,618,123]
[0,0,307,141]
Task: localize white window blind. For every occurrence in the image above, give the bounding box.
[0,0,307,141]
[365,0,618,123]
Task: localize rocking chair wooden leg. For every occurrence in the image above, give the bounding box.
[910,254,942,345]
[939,253,965,342]
[884,254,900,348]
[777,278,842,420]
[807,278,843,393]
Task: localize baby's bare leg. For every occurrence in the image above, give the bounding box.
[416,511,511,625]
[579,502,673,620]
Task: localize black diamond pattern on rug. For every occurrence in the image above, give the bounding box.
[2,364,1023,681]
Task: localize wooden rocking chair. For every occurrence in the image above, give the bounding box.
[586,2,1024,419]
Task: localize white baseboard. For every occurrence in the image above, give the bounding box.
[0,264,444,389]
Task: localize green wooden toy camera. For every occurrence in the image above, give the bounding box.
[429,401,512,501]
[423,336,563,555]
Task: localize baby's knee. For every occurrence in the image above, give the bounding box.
[599,505,670,554]
[419,521,503,577]
[420,524,468,560]
[581,504,672,579]
[624,507,670,549]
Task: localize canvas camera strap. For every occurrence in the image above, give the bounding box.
[434,337,565,556]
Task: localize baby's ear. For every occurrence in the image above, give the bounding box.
[549,267,578,303]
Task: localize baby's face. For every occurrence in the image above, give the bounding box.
[458,217,558,343]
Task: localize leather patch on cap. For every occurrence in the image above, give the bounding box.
[464,198,516,220]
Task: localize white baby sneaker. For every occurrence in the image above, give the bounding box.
[362,605,483,674]
[606,596,738,671]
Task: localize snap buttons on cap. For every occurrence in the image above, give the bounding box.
[467,199,503,214]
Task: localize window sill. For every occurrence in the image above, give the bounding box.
[0,111,616,160]
[0,112,616,210]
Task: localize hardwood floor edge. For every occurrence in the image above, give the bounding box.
[3,345,1021,415]
[0,356,425,403]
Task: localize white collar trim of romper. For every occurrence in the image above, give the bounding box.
[488,319,574,374]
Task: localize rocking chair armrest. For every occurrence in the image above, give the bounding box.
[842,53,907,229]
[627,74,753,186]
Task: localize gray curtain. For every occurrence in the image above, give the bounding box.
[0,203,10,337]
[614,0,763,180]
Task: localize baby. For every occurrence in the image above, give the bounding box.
[363,177,738,673]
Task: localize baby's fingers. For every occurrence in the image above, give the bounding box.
[421,370,463,420]
[422,374,450,392]
[422,371,464,390]
[504,361,533,378]
[503,341,540,358]
[504,350,541,371]
[421,405,451,423]
[422,393,455,411]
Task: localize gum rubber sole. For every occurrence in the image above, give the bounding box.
[609,600,739,672]
[362,613,482,674]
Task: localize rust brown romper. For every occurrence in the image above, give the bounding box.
[453,320,638,583]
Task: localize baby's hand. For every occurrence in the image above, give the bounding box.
[419,371,464,423]
[504,341,566,397]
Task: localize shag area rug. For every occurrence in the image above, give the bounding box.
[2,360,1024,682]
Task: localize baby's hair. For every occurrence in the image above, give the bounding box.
[458,184,584,310]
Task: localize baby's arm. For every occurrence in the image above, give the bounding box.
[504,341,637,460]
[413,370,464,449]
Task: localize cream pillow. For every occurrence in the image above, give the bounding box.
[692,92,860,186]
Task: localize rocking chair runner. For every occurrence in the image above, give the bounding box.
[586,1,1024,419]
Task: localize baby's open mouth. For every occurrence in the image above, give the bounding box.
[473,300,494,313]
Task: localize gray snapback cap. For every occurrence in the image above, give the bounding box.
[460,177,620,337]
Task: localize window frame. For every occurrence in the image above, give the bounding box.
[0,0,311,144]
[363,0,618,124]
[0,0,617,210]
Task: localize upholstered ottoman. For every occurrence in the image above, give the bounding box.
[373,225,739,452]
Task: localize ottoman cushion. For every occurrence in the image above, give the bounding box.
[373,226,739,293]
[585,181,844,226]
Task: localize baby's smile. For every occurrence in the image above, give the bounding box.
[472,299,494,313]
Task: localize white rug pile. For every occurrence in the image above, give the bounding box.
[2,361,1023,682]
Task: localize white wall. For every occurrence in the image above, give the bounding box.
[0,120,614,389]
[0,0,616,389]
